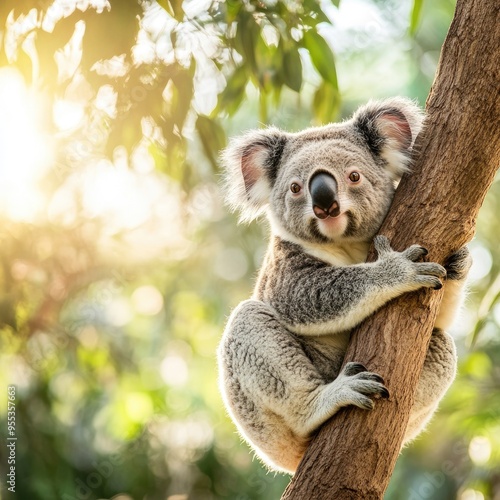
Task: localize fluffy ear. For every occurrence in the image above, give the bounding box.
[221,127,288,222]
[352,97,424,179]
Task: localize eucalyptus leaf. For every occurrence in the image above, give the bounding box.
[312,81,341,124]
[283,48,303,92]
[302,29,338,89]
[196,116,227,170]
[410,0,424,35]
[303,0,332,26]
[237,12,260,75]
[216,65,249,116]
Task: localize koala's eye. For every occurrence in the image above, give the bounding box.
[290,182,302,194]
[349,171,361,183]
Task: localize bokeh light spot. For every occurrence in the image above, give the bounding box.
[132,285,164,316]
[461,490,485,500]
[469,245,492,282]
[468,436,491,465]
[125,392,154,423]
[160,354,189,387]
[106,298,133,327]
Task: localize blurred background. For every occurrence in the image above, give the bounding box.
[0,0,499,499]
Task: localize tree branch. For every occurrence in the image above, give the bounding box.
[282,0,500,497]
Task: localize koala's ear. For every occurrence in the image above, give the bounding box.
[221,127,288,221]
[352,97,424,179]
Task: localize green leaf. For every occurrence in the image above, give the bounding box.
[236,12,260,75]
[81,2,142,71]
[312,81,341,124]
[170,60,196,130]
[106,115,144,155]
[148,141,168,172]
[224,0,243,23]
[302,29,338,89]
[36,15,80,86]
[272,83,283,107]
[283,47,303,92]
[215,65,248,116]
[303,0,333,26]
[156,0,184,21]
[254,30,275,92]
[462,351,493,380]
[157,0,173,16]
[409,0,424,36]
[196,116,227,170]
[469,317,487,349]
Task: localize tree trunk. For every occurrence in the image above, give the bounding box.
[282,0,500,498]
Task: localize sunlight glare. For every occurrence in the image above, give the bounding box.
[81,160,153,229]
[47,157,192,259]
[0,68,52,222]
[53,99,85,130]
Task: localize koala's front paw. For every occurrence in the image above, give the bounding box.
[444,246,472,281]
[337,362,389,411]
[374,235,446,291]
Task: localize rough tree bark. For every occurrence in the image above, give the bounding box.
[282,0,500,498]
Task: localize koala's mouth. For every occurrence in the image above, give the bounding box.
[309,212,351,242]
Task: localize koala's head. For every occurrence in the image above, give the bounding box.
[222,98,424,246]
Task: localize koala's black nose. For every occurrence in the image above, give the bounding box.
[309,172,340,219]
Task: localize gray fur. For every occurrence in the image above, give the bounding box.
[217,98,471,474]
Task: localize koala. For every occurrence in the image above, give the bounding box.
[217,98,471,474]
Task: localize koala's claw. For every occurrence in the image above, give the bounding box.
[412,260,447,290]
[355,372,385,385]
[374,237,430,263]
[339,363,389,410]
[343,362,368,376]
[414,273,445,290]
[403,244,429,262]
[375,236,447,290]
[415,262,447,277]
[356,397,375,410]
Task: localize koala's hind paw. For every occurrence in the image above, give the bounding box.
[338,362,390,410]
[444,246,472,281]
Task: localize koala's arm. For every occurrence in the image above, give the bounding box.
[257,236,446,335]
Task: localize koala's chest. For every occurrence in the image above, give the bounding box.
[303,243,370,267]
